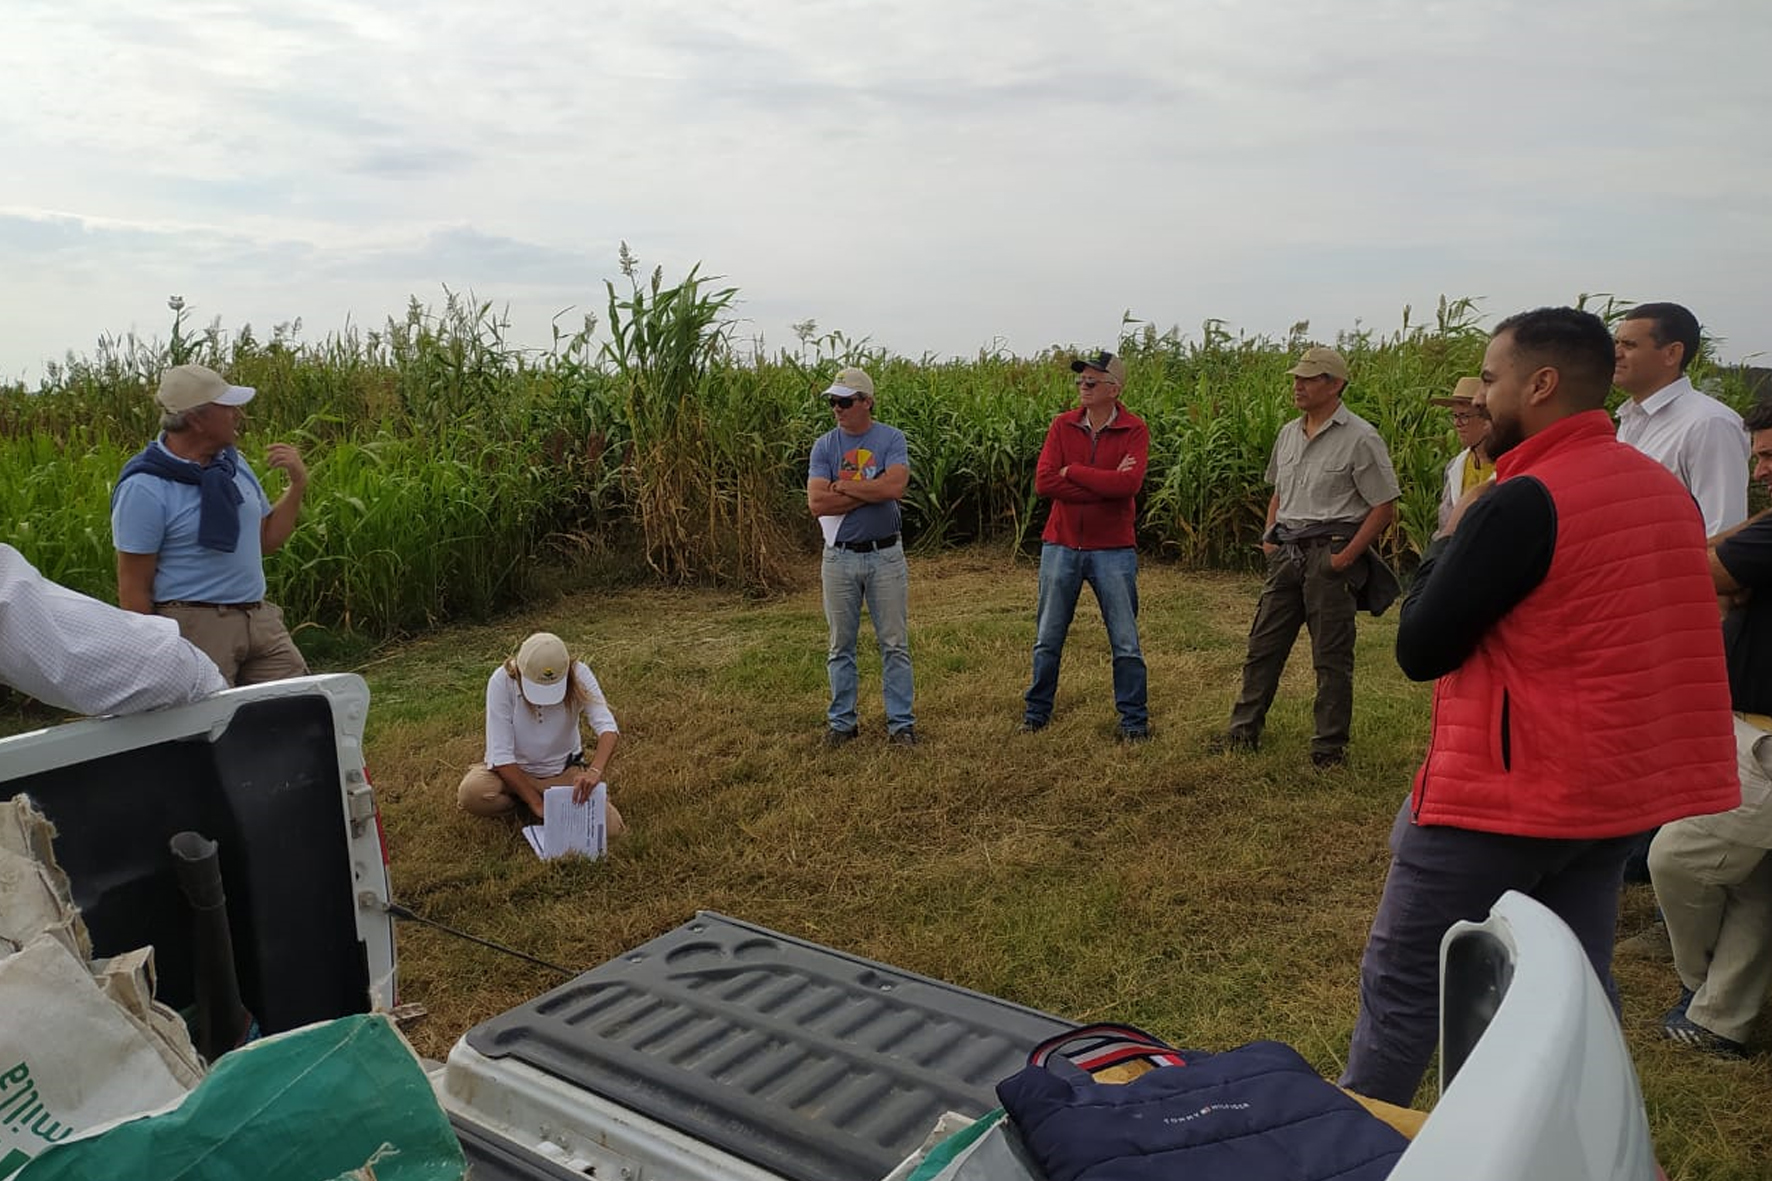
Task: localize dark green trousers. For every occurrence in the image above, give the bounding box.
[1227,542,1360,756]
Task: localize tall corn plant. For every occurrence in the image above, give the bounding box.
[603,247,796,590]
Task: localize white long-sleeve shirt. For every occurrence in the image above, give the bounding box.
[1615,376,1749,536]
[0,543,226,715]
[483,660,618,776]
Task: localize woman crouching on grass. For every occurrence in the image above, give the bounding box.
[456,631,625,834]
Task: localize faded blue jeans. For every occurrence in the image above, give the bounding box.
[1023,544,1148,733]
[822,542,915,735]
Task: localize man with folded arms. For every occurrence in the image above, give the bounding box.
[807,366,916,747]
[112,364,310,687]
[1020,350,1150,741]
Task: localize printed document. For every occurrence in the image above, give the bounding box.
[523,782,607,860]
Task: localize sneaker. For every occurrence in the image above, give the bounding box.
[1310,749,1346,770]
[1662,987,1696,1024]
[822,727,859,748]
[1617,921,1675,962]
[887,727,919,747]
[1207,732,1259,754]
[1118,728,1151,744]
[1019,718,1048,734]
[1662,1011,1749,1060]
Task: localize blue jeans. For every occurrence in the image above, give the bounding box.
[822,542,914,734]
[1023,544,1148,732]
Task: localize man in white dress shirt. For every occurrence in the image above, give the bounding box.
[1613,302,1748,536]
[1,543,226,715]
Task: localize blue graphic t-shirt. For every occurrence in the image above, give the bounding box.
[809,422,909,544]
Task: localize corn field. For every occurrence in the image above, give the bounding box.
[4,279,1763,648]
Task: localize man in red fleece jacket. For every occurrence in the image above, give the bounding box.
[1021,351,1151,741]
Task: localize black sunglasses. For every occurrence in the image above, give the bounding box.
[829,395,863,411]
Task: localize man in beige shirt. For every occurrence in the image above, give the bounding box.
[1219,346,1401,768]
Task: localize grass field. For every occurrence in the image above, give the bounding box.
[322,550,1769,1180]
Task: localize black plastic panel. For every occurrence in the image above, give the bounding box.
[1441,927,1515,1087]
[1,695,370,1034]
[465,912,1070,1181]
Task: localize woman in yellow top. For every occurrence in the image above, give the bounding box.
[1432,376,1494,532]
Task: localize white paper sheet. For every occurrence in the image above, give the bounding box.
[522,783,607,860]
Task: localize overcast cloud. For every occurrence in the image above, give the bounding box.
[4,0,1770,380]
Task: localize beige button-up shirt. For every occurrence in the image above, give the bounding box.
[1267,403,1401,531]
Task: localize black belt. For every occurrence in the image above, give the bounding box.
[157,600,264,610]
[832,534,899,553]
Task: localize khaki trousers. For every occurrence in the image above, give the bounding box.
[1649,715,1772,1043]
[157,601,308,688]
[457,763,626,834]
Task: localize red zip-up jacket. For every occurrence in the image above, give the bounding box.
[1035,406,1149,550]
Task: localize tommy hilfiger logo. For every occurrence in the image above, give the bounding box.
[1162,1102,1252,1125]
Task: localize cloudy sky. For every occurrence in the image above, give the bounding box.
[5,0,1770,381]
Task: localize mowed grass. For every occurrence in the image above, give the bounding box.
[2,552,1752,1176]
[354,550,1772,1178]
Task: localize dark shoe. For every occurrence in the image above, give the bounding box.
[822,727,859,748]
[1662,987,1696,1024]
[1662,1011,1749,1060]
[1617,921,1675,963]
[1118,728,1151,744]
[1310,749,1346,770]
[887,727,919,747]
[1207,731,1259,754]
[1019,718,1048,734]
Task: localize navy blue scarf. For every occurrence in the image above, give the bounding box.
[114,442,245,552]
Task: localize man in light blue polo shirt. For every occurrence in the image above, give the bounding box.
[111,364,310,686]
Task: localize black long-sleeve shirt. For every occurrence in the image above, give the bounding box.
[1395,478,1558,681]
[1716,517,1772,713]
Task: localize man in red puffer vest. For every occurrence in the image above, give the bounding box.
[1339,306,1739,1106]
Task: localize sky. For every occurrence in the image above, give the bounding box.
[4,0,1771,382]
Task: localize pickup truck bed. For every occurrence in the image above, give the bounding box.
[444,912,1070,1181]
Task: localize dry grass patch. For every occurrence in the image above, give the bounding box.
[363,554,1770,1181]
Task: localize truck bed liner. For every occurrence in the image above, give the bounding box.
[462,912,1071,1181]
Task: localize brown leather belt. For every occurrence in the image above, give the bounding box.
[157,600,264,610]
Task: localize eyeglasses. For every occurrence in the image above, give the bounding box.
[1450,411,1482,425]
[829,396,862,411]
[1076,377,1113,390]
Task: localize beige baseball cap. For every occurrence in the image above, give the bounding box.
[823,367,875,399]
[1070,350,1127,386]
[517,632,572,706]
[156,364,257,413]
[1428,376,1484,407]
[1285,346,1350,382]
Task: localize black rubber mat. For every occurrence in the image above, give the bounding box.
[465,911,1071,1181]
